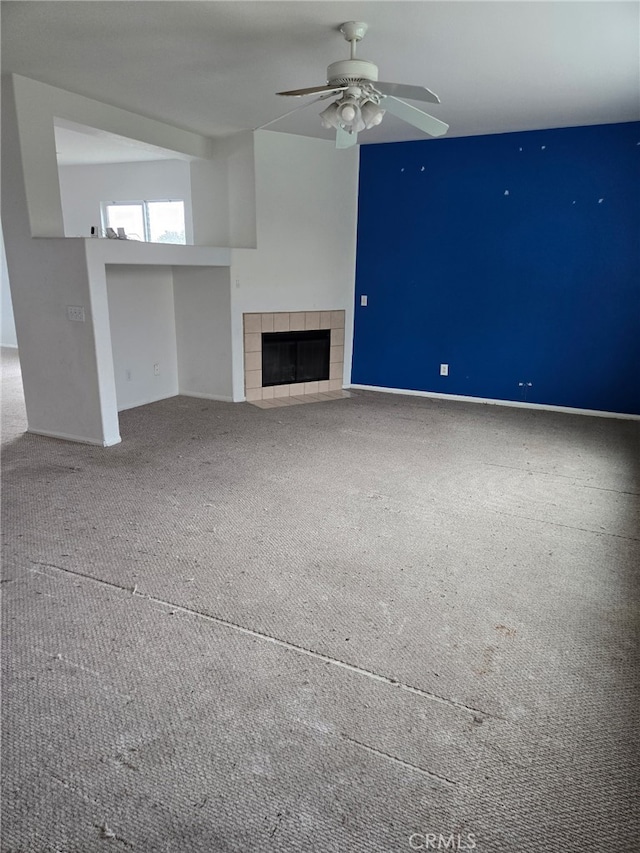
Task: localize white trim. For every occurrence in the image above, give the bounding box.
[349,384,640,421]
[117,393,179,412]
[1,344,18,350]
[179,391,234,403]
[27,428,121,446]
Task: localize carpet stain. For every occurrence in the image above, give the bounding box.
[495,625,517,638]
[477,647,495,676]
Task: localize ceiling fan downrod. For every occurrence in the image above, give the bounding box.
[340,21,368,59]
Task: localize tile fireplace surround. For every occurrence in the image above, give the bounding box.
[243,311,345,402]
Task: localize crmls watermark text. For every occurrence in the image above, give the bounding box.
[409,832,477,850]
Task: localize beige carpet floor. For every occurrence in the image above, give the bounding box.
[2,346,639,852]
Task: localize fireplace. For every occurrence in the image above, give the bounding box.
[262,329,331,386]
[244,311,345,402]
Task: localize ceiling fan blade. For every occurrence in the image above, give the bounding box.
[277,84,347,97]
[382,96,449,137]
[336,126,358,149]
[375,82,440,105]
[256,95,330,130]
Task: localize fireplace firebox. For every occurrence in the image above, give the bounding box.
[262,329,331,387]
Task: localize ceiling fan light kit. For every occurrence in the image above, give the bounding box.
[276,22,449,149]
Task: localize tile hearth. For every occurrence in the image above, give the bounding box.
[243,310,346,403]
[249,389,351,409]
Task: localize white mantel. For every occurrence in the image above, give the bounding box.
[84,237,231,268]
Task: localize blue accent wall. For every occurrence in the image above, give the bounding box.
[352,122,640,415]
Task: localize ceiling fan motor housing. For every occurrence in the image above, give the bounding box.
[327,59,379,87]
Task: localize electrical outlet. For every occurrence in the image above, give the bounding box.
[440,363,449,376]
[66,305,85,322]
[360,295,368,307]
[154,363,160,376]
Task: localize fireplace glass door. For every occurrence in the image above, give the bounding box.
[262,330,331,387]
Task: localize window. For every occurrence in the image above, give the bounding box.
[101,200,186,244]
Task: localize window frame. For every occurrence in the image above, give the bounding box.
[100,199,186,244]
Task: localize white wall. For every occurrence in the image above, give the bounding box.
[229,131,359,399]
[190,158,229,247]
[106,263,232,409]
[2,75,221,444]
[11,74,211,238]
[1,227,18,347]
[173,267,233,401]
[188,132,256,249]
[227,132,257,249]
[58,160,194,242]
[106,265,178,411]
[1,76,116,444]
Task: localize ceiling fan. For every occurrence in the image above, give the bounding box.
[275,22,449,149]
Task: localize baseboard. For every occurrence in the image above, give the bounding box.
[349,384,640,421]
[27,428,121,446]
[117,390,183,411]
[179,391,234,403]
[1,344,18,350]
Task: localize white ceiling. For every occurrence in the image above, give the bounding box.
[3,1,639,165]
[53,122,188,166]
